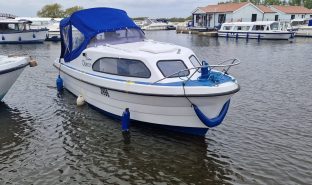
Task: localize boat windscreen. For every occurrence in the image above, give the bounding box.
[88,28,145,47]
[270,22,279,30]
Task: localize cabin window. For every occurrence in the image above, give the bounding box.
[157,60,189,78]
[234,26,250,31]
[93,58,151,78]
[8,24,17,30]
[189,55,201,68]
[62,25,71,54]
[252,25,265,31]
[291,15,295,20]
[18,24,24,31]
[88,28,145,47]
[270,23,279,31]
[72,26,85,51]
[223,26,232,30]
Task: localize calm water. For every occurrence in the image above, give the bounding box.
[1,31,312,185]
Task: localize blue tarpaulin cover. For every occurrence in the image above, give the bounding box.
[309,19,312,26]
[60,7,140,62]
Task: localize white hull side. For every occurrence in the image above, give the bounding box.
[0,30,48,43]
[218,31,292,40]
[0,67,25,100]
[295,29,312,37]
[60,70,232,129]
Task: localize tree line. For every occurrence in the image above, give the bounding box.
[38,4,192,22]
[220,0,312,9]
[37,3,83,18]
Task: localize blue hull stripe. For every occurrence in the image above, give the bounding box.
[0,40,44,44]
[58,64,240,97]
[218,31,293,35]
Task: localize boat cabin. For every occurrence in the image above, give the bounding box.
[290,18,312,27]
[0,19,32,33]
[220,21,285,32]
[59,8,205,83]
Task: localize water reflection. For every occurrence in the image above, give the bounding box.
[0,103,34,182]
[55,91,234,184]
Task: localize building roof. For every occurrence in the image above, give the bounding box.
[199,2,249,13]
[271,5,312,14]
[256,5,276,13]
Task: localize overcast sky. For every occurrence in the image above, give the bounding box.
[0,0,219,18]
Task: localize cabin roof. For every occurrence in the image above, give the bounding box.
[256,5,275,13]
[222,21,277,26]
[0,19,31,24]
[271,5,312,14]
[198,2,249,13]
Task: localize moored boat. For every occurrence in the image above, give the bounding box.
[54,7,240,136]
[218,21,294,40]
[0,19,48,44]
[46,19,62,41]
[141,18,175,30]
[289,18,312,37]
[0,55,32,101]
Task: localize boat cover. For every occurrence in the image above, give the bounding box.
[60,7,140,62]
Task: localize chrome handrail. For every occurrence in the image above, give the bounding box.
[152,58,240,84]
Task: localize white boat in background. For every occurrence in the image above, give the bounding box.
[54,8,240,136]
[218,21,294,40]
[289,18,312,37]
[15,17,53,29]
[46,18,62,41]
[141,18,175,30]
[0,19,48,44]
[0,55,30,101]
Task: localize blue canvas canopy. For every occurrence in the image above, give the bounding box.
[60,7,141,62]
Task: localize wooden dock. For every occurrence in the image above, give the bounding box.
[176,26,217,37]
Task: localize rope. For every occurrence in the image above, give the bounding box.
[182,82,193,107]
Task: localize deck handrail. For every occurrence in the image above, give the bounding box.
[152,58,240,84]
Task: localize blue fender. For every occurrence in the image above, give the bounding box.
[56,75,63,92]
[193,100,230,128]
[122,108,130,131]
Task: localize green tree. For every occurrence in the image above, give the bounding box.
[63,6,83,17]
[264,0,282,5]
[37,3,64,18]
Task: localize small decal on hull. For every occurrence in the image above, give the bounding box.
[100,87,110,97]
[82,60,92,67]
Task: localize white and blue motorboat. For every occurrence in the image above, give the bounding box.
[0,19,48,44]
[53,8,240,136]
[218,21,294,40]
[0,55,30,101]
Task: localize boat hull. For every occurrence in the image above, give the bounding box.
[218,31,293,40]
[46,31,61,41]
[0,63,27,101]
[295,29,312,37]
[0,30,48,44]
[57,64,236,136]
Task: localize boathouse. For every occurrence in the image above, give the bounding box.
[270,5,312,21]
[192,2,276,29]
